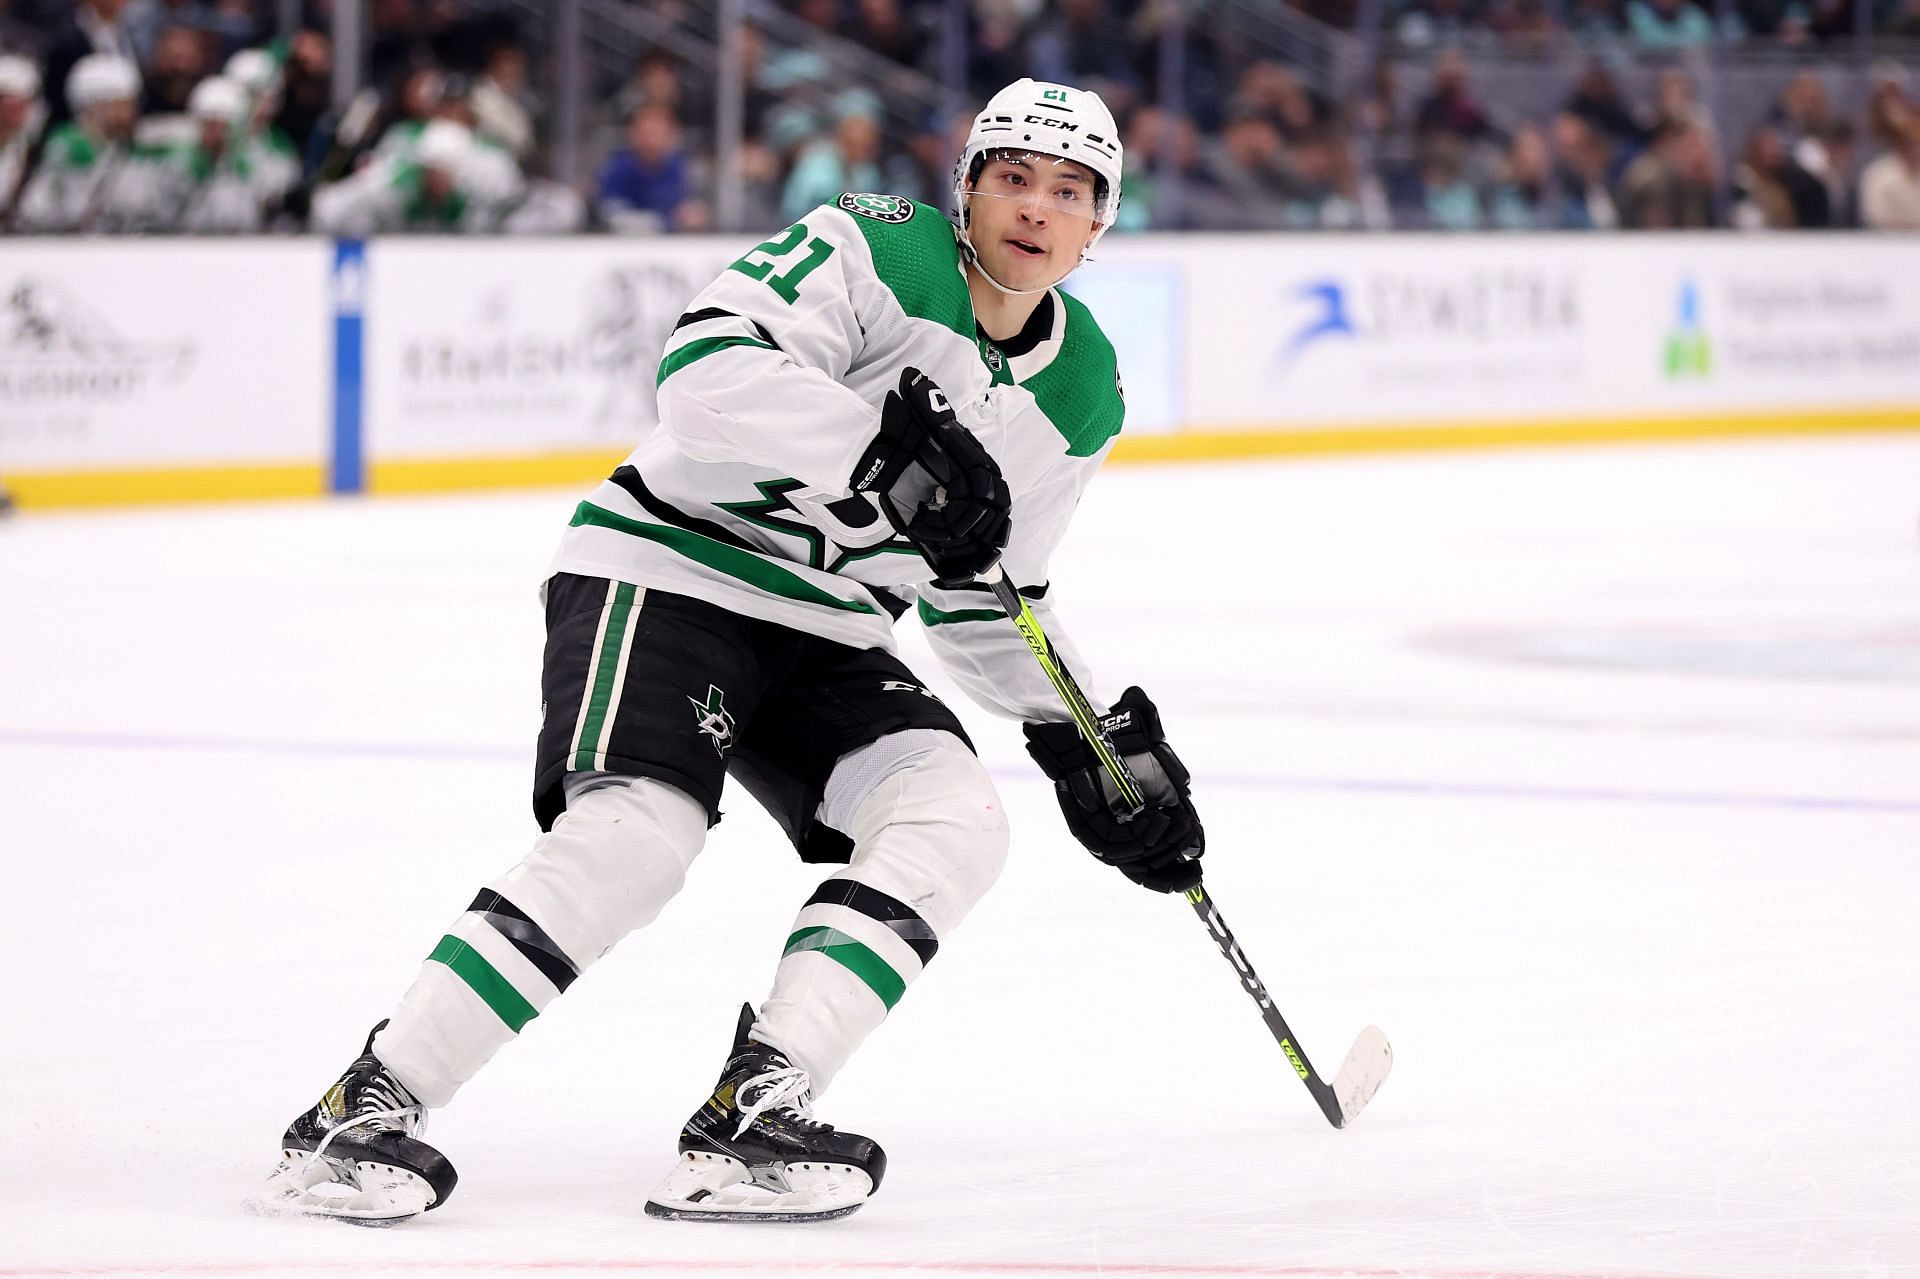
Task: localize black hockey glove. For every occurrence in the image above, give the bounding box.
[1023,686,1205,893]
[850,367,1011,589]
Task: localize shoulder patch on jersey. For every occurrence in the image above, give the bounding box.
[835,195,972,340]
[1023,290,1124,458]
[837,192,915,223]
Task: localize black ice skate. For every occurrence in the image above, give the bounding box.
[254,1020,457,1226]
[645,1003,886,1223]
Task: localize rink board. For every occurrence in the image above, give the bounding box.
[3,233,1918,507]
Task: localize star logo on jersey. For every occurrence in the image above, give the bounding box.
[688,685,736,755]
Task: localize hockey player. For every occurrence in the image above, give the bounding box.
[0,56,44,218]
[14,54,141,233]
[260,78,1204,1227]
[310,119,498,235]
[128,76,265,233]
[224,48,302,216]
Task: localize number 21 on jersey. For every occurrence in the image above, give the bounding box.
[729,223,835,304]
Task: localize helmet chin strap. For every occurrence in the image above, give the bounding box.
[958,227,1056,297]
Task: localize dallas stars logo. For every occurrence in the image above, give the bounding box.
[688,684,735,755]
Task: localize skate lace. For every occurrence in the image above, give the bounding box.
[300,1070,428,1170]
[733,1064,819,1140]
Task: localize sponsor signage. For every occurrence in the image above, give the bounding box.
[0,241,329,470]
[362,239,738,459]
[1178,234,1920,432]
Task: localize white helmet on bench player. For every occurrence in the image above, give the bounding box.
[953,78,1124,294]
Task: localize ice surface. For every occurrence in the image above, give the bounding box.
[2,437,1917,1279]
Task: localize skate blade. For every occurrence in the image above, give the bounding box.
[245,1149,435,1226]
[644,1149,871,1223]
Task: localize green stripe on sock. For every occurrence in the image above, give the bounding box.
[782,926,907,1009]
[428,934,538,1032]
[657,334,776,386]
[573,580,638,770]
[570,502,879,615]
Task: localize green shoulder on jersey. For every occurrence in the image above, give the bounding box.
[831,192,1124,459]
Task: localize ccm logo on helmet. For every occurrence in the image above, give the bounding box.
[1023,114,1079,132]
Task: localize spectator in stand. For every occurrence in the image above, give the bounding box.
[1730,123,1827,228]
[0,55,43,217]
[1799,0,1857,38]
[1301,126,1392,228]
[1885,0,1920,37]
[1860,120,1920,228]
[1484,0,1559,47]
[1117,103,1216,230]
[1550,110,1620,227]
[1771,70,1834,149]
[1233,62,1324,145]
[1026,0,1141,113]
[1415,48,1496,146]
[44,0,138,124]
[1651,68,1709,135]
[140,26,207,119]
[1487,123,1570,228]
[1811,121,1856,224]
[1565,59,1646,152]
[274,30,333,177]
[15,53,141,231]
[1865,64,1911,147]
[1568,0,1628,39]
[598,102,691,233]
[1619,119,1717,226]
[846,0,926,69]
[1417,130,1483,227]
[1627,0,1715,45]
[1393,0,1486,48]
[779,91,883,222]
[472,41,536,163]
[1200,108,1296,229]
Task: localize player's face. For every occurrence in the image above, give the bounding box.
[966,152,1100,291]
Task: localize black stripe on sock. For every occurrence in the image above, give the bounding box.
[468,889,580,993]
[804,878,938,966]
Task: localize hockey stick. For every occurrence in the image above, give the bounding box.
[978,563,1392,1127]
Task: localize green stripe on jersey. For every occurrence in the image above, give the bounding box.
[840,196,973,341]
[782,926,907,1009]
[1023,291,1124,457]
[428,934,538,1032]
[570,502,879,614]
[917,598,1002,627]
[657,334,777,387]
[573,580,638,769]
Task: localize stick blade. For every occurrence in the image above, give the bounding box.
[1331,1025,1393,1125]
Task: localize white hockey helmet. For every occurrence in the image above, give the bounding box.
[225,48,281,101]
[0,54,40,100]
[67,53,140,111]
[953,78,1124,233]
[189,75,248,123]
[416,119,473,172]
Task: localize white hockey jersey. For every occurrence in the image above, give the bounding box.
[549,193,1126,722]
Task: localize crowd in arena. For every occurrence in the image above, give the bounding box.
[0,0,1915,234]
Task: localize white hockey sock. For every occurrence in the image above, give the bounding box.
[374,775,707,1108]
[754,732,1009,1095]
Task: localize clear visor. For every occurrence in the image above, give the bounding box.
[966,149,1113,224]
